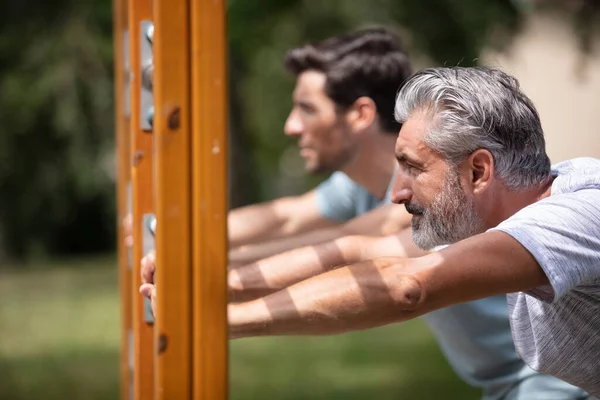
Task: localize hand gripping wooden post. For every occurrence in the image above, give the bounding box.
[152,0,229,399]
[117,0,228,397]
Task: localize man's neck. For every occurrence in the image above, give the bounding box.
[341,132,398,200]
[483,177,554,228]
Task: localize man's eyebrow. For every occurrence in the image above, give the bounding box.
[295,99,314,108]
[396,152,417,163]
[396,152,423,167]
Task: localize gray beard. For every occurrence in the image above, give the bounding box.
[411,170,484,250]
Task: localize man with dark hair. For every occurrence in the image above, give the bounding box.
[284,28,411,137]
[227,27,414,263]
[141,59,591,397]
[126,27,413,258]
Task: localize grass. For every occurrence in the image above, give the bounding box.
[0,256,480,400]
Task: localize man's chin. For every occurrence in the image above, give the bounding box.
[411,227,444,251]
[306,163,334,175]
[413,237,443,251]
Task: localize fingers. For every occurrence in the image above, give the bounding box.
[140,247,157,317]
[139,283,157,318]
[141,250,156,285]
[123,213,133,249]
[123,213,133,233]
[140,283,154,297]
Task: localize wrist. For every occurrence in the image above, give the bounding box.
[227,270,243,302]
[228,300,271,339]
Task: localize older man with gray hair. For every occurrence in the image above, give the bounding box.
[145,67,600,397]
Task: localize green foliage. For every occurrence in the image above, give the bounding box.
[0,1,115,259]
[0,0,597,259]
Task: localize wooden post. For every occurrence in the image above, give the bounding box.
[152,0,193,398]
[190,0,229,398]
[119,0,229,397]
[128,0,155,398]
[113,0,132,398]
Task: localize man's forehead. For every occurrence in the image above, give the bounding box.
[395,113,429,157]
[294,70,326,96]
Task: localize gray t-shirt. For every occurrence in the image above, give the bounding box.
[317,170,588,399]
[491,157,600,397]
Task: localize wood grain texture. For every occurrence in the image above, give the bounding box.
[128,0,155,397]
[190,0,229,398]
[152,0,193,397]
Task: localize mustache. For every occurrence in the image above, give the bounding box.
[405,203,425,215]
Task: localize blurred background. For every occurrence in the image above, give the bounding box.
[1,0,599,399]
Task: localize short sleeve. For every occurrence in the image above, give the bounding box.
[315,172,361,222]
[490,189,600,302]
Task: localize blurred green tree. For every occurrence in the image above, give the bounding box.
[0,1,115,259]
[0,0,597,261]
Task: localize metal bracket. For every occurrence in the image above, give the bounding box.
[142,213,156,324]
[140,21,154,131]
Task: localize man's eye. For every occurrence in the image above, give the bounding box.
[406,164,420,175]
[299,104,315,114]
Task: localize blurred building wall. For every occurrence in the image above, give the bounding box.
[482,11,600,163]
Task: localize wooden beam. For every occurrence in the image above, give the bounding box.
[113,0,133,398]
[190,0,229,398]
[152,0,192,397]
[128,0,155,398]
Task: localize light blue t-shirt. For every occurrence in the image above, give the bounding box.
[316,171,392,221]
[315,170,588,399]
[491,157,600,397]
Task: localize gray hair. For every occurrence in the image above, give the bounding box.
[394,67,551,189]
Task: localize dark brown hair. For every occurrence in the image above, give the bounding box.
[285,27,412,133]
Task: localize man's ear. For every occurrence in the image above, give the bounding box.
[466,149,494,194]
[345,96,377,133]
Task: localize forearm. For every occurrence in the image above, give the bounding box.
[229,229,427,303]
[228,257,424,339]
[228,201,289,248]
[228,231,549,340]
[229,235,365,303]
[229,225,345,266]
[343,204,412,237]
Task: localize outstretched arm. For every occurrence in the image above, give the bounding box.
[228,189,338,249]
[124,190,335,251]
[229,204,411,266]
[229,228,426,302]
[228,230,548,339]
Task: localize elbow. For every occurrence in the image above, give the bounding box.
[383,264,427,312]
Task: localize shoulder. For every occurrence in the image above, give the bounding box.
[315,172,363,221]
[319,172,359,188]
[316,171,370,200]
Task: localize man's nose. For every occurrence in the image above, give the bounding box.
[390,173,412,205]
[284,111,303,137]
